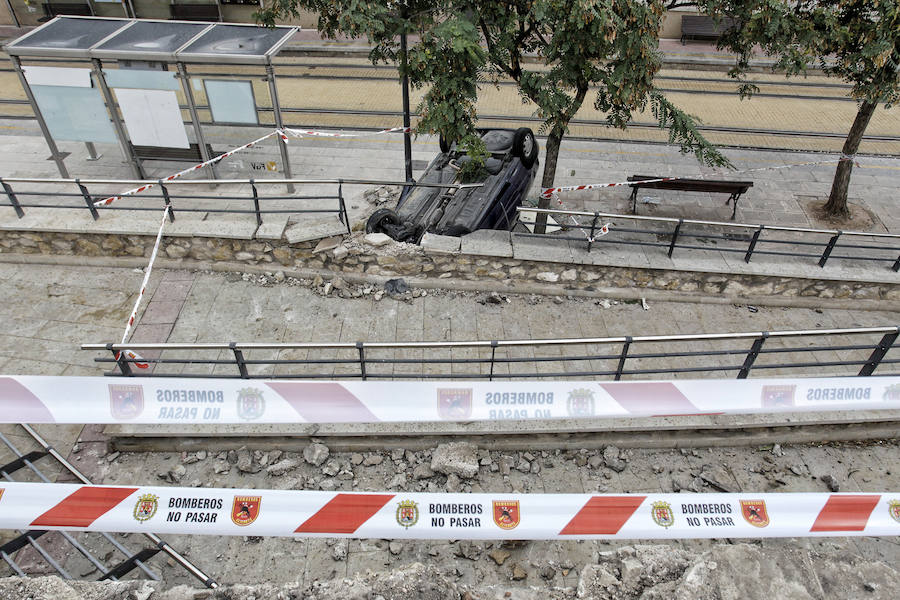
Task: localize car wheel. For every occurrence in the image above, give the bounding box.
[366,208,401,235]
[439,135,452,154]
[512,127,538,168]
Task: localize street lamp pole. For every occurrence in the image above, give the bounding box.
[399,7,414,200]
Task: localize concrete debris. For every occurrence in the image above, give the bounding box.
[510,564,528,581]
[331,542,347,561]
[821,474,841,492]
[489,549,511,566]
[322,459,340,477]
[266,458,299,476]
[389,542,403,555]
[303,443,330,466]
[236,447,258,473]
[454,541,483,560]
[364,232,393,247]
[412,463,435,480]
[350,453,364,466]
[602,446,627,472]
[363,454,384,466]
[445,473,461,492]
[431,442,479,479]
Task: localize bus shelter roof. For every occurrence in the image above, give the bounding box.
[4,16,297,65]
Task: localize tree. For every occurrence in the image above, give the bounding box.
[700,0,900,218]
[258,1,730,231]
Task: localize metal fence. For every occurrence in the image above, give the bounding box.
[517,207,900,272]
[83,326,899,381]
[0,424,216,587]
[0,177,470,229]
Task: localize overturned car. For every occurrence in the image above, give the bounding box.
[366,127,539,243]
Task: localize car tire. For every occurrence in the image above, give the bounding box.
[512,127,538,168]
[439,135,452,154]
[366,208,401,235]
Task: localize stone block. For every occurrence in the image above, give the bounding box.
[420,233,460,255]
[460,230,513,258]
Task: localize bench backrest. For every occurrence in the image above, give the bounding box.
[628,175,752,194]
[43,2,93,17]
[681,15,738,36]
[170,4,221,21]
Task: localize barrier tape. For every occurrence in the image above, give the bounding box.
[94,130,284,207]
[284,126,413,139]
[0,483,896,539]
[1,375,897,425]
[539,157,850,200]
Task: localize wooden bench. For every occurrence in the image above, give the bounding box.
[39,2,92,22]
[627,175,753,220]
[169,3,221,21]
[680,15,739,45]
[132,143,221,163]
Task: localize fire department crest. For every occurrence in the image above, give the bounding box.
[133,493,158,523]
[396,500,419,528]
[651,501,674,528]
[884,384,900,402]
[761,385,795,408]
[437,388,472,420]
[236,388,265,421]
[492,500,520,530]
[889,500,900,524]
[567,388,595,417]
[231,496,261,526]
[740,500,770,528]
[109,384,144,420]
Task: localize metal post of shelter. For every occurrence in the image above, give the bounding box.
[11,56,69,179]
[4,0,19,28]
[265,62,294,193]
[92,58,144,179]
[399,21,414,201]
[176,61,217,180]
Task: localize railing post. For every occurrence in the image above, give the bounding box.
[338,180,350,234]
[744,225,764,263]
[667,219,683,258]
[109,343,133,377]
[892,253,900,273]
[614,336,632,381]
[818,231,841,267]
[0,177,24,218]
[158,180,175,223]
[76,179,100,221]
[489,340,498,381]
[249,179,262,227]
[231,343,249,379]
[357,342,367,380]
[587,212,600,252]
[858,330,899,376]
[737,332,768,379]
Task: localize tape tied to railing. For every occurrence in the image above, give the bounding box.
[1,375,898,424]
[2,483,897,539]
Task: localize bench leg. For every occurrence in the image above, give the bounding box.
[729,192,741,220]
[630,187,638,214]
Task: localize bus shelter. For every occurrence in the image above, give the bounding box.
[4,16,297,182]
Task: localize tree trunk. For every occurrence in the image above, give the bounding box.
[824,100,877,218]
[534,125,564,234]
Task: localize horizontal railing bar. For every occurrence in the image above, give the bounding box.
[517,207,900,239]
[83,326,899,353]
[0,177,481,189]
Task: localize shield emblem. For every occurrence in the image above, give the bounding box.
[109,384,143,420]
[232,496,261,526]
[889,501,900,524]
[437,388,472,420]
[492,500,520,530]
[237,388,265,421]
[884,384,900,402]
[396,500,419,528]
[740,500,769,528]
[651,501,674,528]
[761,385,795,408]
[133,494,158,523]
[567,388,595,417]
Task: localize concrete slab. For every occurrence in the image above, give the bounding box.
[460,229,513,258]
[284,220,349,244]
[420,233,460,255]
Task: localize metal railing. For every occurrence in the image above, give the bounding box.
[517,207,900,272]
[0,424,216,587]
[83,326,899,381]
[0,177,473,228]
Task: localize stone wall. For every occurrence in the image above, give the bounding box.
[1,230,897,301]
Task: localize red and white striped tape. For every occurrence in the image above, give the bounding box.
[1,375,897,424]
[283,126,413,139]
[115,206,170,367]
[94,130,284,207]
[0,483,897,539]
